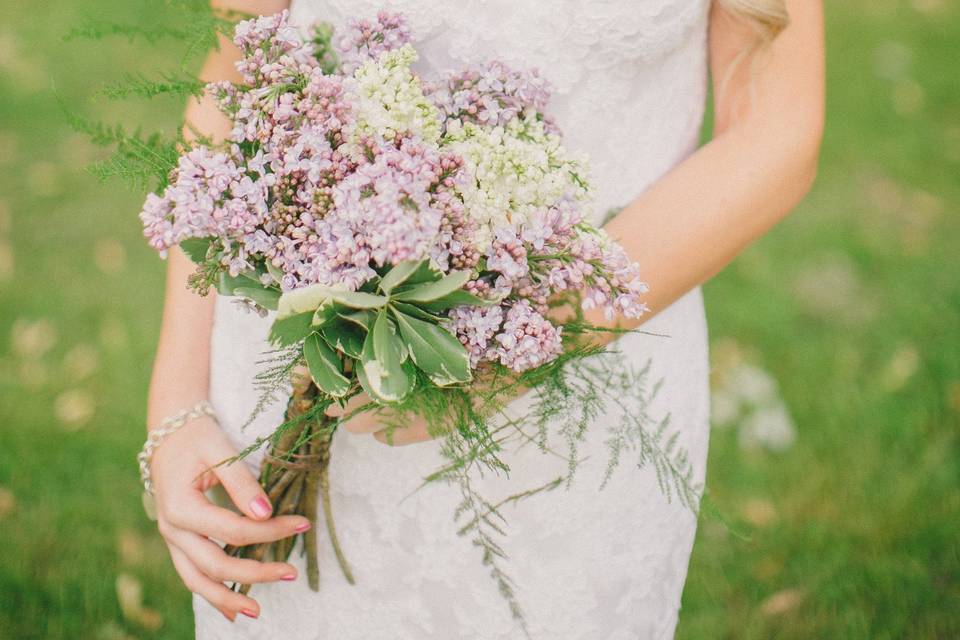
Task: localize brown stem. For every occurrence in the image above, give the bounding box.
[267,466,301,505]
[224,370,358,592]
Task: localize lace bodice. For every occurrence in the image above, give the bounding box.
[196,2,713,638]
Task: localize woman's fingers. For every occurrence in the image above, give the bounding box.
[165,492,310,547]
[168,544,260,621]
[172,529,298,585]
[372,422,433,446]
[342,411,386,434]
[325,392,371,419]
[199,431,275,521]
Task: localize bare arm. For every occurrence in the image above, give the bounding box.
[147,0,270,427]
[591,0,825,324]
[147,0,307,623]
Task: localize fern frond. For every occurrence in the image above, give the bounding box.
[97,72,205,100]
[64,22,191,44]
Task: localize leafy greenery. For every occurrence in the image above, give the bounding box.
[0,0,957,638]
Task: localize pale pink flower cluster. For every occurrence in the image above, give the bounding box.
[336,10,412,74]
[139,147,267,273]
[431,61,554,132]
[445,300,563,372]
[139,10,649,373]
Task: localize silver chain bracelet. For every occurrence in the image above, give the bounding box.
[138,400,217,496]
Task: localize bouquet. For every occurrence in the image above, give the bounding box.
[133,10,691,609]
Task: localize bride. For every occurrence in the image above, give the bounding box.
[145,0,823,637]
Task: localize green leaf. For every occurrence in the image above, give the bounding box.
[265,261,285,286]
[355,312,414,403]
[329,290,389,309]
[312,301,342,328]
[373,309,405,368]
[394,311,472,386]
[339,310,376,331]
[276,284,333,318]
[392,270,472,303]
[304,333,351,397]
[216,270,260,296]
[378,259,426,294]
[179,237,212,263]
[321,320,365,359]
[405,260,445,285]
[421,289,493,312]
[391,301,442,322]
[234,286,280,311]
[268,311,314,347]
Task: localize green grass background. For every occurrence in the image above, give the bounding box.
[0,1,957,638]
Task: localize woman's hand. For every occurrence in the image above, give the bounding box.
[150,415,311,621]
[329,394,434,445]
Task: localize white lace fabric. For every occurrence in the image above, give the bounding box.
[196,2,712,638]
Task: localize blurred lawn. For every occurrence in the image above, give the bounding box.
[0,1,957,638]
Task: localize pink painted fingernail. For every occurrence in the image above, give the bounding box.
[240,609,258,619]
[294,521,311,533]
[250,496,272,519]
[281,574,296,581]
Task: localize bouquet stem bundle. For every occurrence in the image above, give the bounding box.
[225,369,354,594]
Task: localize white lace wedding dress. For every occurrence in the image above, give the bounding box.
[196,1,712,638]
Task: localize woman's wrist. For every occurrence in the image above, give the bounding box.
[139,400,218,495]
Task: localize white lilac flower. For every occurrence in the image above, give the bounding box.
[443,115,589,251]
[343,44,442,156]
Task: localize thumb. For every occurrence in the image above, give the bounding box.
[205,438,273,521]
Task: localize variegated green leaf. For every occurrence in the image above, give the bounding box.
[216,270,260,296]
[355,324,414,404]
[179,237,212,263]
[268,311,314,347]
[421,288,492,312]
[392,270,471,303]
[373,309,405,368]
[277,284,333,319]
[321,320,365,359]
[394,311,472,386]
[234,285,280,311]
[304,333,351,397]
[312,301,341,328]
[405,260,445,285]
[338,310,376,331]
[378,259,426,294]
[329,290,389,309]
[265,260,285,286]
[391,301,442,322]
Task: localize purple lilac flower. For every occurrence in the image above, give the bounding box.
[337,11,412,74]
[445,304,505,367]
[233,11,317,87]
[493,301,563,372]
[431,61,554,131]
[486,227,530,283]
[139,147,268,260]
[327,139,442,266]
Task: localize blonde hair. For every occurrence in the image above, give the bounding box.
[719,0,789,42]
[713,0,789,114]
